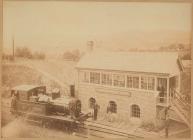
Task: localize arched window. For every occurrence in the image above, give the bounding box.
[107,101,117,113]
[89,97,96,108]
[131,104,140,118]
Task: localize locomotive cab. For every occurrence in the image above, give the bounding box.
[11,85,46,101]
[10,85,50,116]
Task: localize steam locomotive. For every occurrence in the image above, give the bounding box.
[10,84,90,130]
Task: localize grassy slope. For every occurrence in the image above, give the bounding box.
[2,64,42,88]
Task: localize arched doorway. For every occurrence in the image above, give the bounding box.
[107,101,117,113]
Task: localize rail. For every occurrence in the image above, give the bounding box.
[78,121,144,139]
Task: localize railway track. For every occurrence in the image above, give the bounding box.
[2,97,143,139]
[76,121,144,139]
[3,104,143,139]
[24,115,144,139]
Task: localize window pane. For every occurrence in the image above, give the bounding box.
[102,73,112,86]
[113,74,125,87]
[157,78,167,91]
[141,77,148,90]
[133,77,139,88]
[148,77,155,90]
[141,76,155,90]
[127,76,133,88]
[90,72,100,84]
[127,76,139,89]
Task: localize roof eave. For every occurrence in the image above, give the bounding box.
[76,67,171,77]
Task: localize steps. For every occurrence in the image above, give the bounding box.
[169,108,184,123]
[169,90,191,128]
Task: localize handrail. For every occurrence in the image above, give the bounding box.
[171,89,191,123]
[172,89,191,108]
[172,100,191,123]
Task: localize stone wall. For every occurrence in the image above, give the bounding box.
[77,83,158,124]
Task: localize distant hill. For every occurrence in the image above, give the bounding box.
[101,30,191,51]
[3,30,191,56]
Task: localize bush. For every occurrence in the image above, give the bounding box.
[15,47,33,58]
[15,47,46,60]
[2,54,14,61]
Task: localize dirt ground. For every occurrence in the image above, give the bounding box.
[1,118,81,138]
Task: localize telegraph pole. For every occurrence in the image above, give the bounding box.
[12,36,15,61]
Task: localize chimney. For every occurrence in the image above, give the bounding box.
[87,41,94,53]
[70,85,75,97]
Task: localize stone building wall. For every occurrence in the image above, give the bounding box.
[77,83,158,124]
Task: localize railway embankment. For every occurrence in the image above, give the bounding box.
[1,63,63,126]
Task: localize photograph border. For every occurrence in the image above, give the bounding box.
[0,0,192,140]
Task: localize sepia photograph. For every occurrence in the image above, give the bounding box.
[1,0,192,139]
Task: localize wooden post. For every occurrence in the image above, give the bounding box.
[88,71,90,83]
[139,75,141,89]
[124,74,126,88]
[154,76,157,91]
[100,71,102,85]
[112,73,114,86]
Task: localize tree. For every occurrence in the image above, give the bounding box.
[63,49,81,61]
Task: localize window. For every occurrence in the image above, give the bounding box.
[157,78,167,91]
[80,71,89,83]
[141,76,155,90]
[113,74,125,87]
[141,77,148,90]
[131,104,140,118]
[102,73,112,86]
[107,101,117,113]
[90,72,100,84]
[127,76,139,89]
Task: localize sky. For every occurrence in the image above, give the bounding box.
[3,1,192,54]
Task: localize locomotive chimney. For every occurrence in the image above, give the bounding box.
[70,85,75,97]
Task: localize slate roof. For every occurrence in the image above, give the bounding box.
[76,51,180,75]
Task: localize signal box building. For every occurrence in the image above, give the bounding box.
[75,52,188,125]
